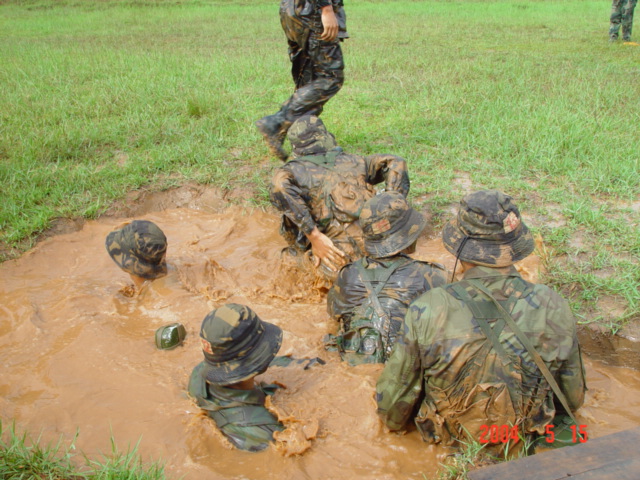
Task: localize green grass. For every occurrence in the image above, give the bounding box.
[0,421,165,480]
[1,0,638,330]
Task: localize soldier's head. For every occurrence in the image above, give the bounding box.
[359,191,427,258]
[198,303,283,386]
[105,220,168,285]
[443,190,534,267]
[287,115,337,158]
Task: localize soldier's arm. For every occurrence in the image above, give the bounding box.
[320,4,338,41]
[376,304,424,430]
[364,154,410,197]
[327,263,364,321]
[270,168,317,236]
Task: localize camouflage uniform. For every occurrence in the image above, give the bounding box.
[188,304,284,452]
[327,192,447,364]
[270,116,410,267]
[610,0,637,41]
[376,191,586,450]
[256,0,348,160]
[105,220,167,279]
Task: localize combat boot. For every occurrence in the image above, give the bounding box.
[256,115,290,162]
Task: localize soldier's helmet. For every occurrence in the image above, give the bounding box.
[287,115,337,158]
[359,191,427,258]
[442,190,534,267]
[199,303,283,386]
[105,220,168,279]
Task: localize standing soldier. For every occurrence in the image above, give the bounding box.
[270,115,410,281]
[327,192,447,364]
[256,0,348,161]
[376,190,586,452]
[609,0,637,41]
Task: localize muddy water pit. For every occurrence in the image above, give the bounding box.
[1,196,639,479]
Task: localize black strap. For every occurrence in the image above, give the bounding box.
[355,257,410,353]
[467,279,579,426]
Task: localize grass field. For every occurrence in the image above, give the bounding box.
[0,0,638,333]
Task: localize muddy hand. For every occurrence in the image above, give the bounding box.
[320,6,338,42]
[307,227,346,271]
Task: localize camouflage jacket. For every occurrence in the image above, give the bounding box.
[280,0,348,39]
[270,151,409,240]
[188,362,284,452]
[327,254,447,362]
[376,265,586,446]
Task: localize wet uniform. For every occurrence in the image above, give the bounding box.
[188,362,284,452]
[270,151,409,260]
[327,254,447,364]
[376,265,586,447]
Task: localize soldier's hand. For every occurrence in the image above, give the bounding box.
[306,227,346,271]
[320,6,339,42]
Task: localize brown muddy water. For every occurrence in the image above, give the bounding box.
[1,203,639,480]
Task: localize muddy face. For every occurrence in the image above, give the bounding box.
[0,204,638,479]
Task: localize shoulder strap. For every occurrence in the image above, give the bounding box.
[467,279,579,425]
[355,257,411,353]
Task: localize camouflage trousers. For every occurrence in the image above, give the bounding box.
[276,9,345,124]
[610,0,637,39]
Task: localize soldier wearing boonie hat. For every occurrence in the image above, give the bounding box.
[377,190,586,453]
[270,115,411,281]
[105,220,167,288]
[187,303,285,452]
[326,191,447,365]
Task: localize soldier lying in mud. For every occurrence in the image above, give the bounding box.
[105,220,168,291]
[270,115,410,282]
[188,303,324,452]
[326,192,447,365]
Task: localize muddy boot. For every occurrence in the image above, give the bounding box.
[256,115,289,162]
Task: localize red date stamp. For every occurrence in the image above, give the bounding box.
[545,424,588,443]
[479,424,520,444]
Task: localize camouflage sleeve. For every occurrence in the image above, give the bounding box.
[553,296,587,411]
[376,303,424,430]
[327,263,367,321]
[270,167,317,236]
[363,154,410,197]
[418,263,450,291]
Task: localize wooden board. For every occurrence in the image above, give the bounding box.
[468,427,640,480]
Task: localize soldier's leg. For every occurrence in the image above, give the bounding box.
[610,0,624,39]
[622,0,638,40]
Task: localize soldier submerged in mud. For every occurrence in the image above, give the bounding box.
[188,303,285,452]
[326,192,447,365]
[105,220,168,290]
[270,115,410,281]
[256,0,347,161]
[376,190,586,453]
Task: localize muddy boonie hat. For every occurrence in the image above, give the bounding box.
[359,192,426,258]
[287,115,337,157]
[155,323,187,350]
[199,304,283,386]
[105,220,168,279]
[442,190,534,267]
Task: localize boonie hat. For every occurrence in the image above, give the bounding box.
[442,190,534,267]
[155,323,187,350]
[287,115,337,158]
[199,304,283,386]
[359,191,426,258]
[105,220,168,279]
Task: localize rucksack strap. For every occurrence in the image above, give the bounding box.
[467,279,579,426]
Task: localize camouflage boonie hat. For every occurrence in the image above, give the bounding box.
[155,323,187,350]
[106,220,168,279]
[442,190,534,267]
[199,304,283,386]
[287,115,337,158]
[359,191,426,258]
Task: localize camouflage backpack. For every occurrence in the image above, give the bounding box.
[331,256,411,365]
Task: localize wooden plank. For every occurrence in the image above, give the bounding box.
[468,427,640,480]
